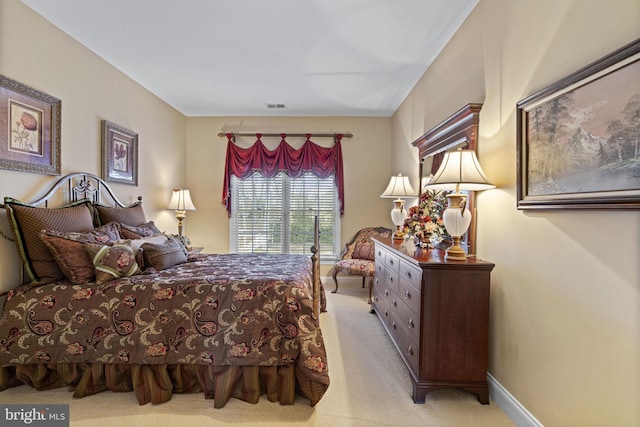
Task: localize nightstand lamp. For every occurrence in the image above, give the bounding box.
[426,149,494,261]
[380,173,416,240]
[168,189,196,236]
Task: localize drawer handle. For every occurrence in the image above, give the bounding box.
[407,345,413,356]
[408,318,414,328]
[374,296,378,302]
[392,299,397,307]
[390,276,394,283]
[406,270,412,279]
[384,310,388,317]
[384,289,389,297]
[377,250,382,256]
[392,321,396,329]
[389,259,394,266]
[405,290,411,299]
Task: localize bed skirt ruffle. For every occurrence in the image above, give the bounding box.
[0,363,327,408]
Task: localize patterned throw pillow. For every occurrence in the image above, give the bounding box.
[40,222,122,284]
[352,239,375,261]
[118,221,163,239]
[4,198,95,283]
[85,243,142,285]
[94,202,146,227]
[141,235,188,271]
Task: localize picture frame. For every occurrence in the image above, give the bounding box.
[0,75,61,175]
[517,38,640,210]
[102,120,138,186]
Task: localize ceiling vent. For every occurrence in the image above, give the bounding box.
[265,103,286,109]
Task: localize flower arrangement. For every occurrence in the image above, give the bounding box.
[403,189,448,248]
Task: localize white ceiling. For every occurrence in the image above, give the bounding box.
[21,0,478,117]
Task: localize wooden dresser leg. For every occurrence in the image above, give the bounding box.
[466,386,489,405]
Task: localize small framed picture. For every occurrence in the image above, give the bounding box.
[0,75,61,175]
[102,120,138,186]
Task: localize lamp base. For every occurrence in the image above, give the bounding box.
[444,236,467,261]
[392,230,406,240]
[390,199,407,240]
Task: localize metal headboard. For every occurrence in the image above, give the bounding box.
[1,172,141,208]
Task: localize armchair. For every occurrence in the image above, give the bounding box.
[330,227,392,303]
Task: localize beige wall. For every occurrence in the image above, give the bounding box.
[392,0,639,425]
[185,116,393,274]
[0,1,187,293]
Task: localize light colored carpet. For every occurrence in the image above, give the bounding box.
[0,279,515,427]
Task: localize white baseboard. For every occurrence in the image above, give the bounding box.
[488,372,544,427]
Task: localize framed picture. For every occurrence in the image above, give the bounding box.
[102,120,138,186]
[0,75,61,175]
[517,38,640,210]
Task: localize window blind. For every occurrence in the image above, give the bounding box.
[230,172,340,260]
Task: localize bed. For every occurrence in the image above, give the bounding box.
[0,173,328,408]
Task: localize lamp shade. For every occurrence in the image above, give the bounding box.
[380,174,417,198]
[168,189,196,211]
[426,149,495,192]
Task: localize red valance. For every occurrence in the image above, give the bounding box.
[222,133,344,216]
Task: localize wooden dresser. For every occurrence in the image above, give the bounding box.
[371,237,494,404]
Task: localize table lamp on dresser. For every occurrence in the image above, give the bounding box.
[426,149,494,261]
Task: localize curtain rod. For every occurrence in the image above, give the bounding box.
[218,132,353,140]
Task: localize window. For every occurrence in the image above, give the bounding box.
[230,172,340,260]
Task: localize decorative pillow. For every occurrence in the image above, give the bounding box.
[94,202,146,227]
[4,198,95,283]
[116,234,168,269]
[85,243,142,285]
[40,222,122,284]
[124,234,168,254]
[352,239,375,261]
[142,235,188,271]
[118,221,162,239]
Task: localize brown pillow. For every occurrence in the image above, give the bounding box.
[85,242,142,285]
[352,239,375,261]
[118,221,162,239]
[142,235,188,271]
[116,234,168,269]
[94,202,146,227]
[4,198,95,283]
[40,222,122,284]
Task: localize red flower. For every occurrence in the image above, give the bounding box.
[20,112,38,131]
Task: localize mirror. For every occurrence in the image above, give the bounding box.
[411,103,482,254]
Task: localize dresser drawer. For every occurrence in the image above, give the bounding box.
[398,279,421,317]
[393,293,420,344]
[375,263,398,295]
[389,310,420,374]
[373,273,393,306]
[399,259,421,292]
[372,286,390,324]
[375,245,386,264]
[384,251,400,275]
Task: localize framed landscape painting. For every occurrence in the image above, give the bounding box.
[0,75,61,175]
[102,120,138,186]
[517,38,640,210]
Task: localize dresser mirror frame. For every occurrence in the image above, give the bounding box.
[411,103,482,255]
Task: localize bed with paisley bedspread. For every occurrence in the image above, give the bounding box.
[0,173,328,408]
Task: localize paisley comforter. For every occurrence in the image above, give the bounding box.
[0,253,329,407]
